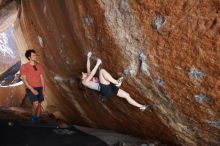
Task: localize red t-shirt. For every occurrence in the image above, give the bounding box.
[20,63,43,87]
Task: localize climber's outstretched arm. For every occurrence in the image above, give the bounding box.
[87,52,92,74]
[83,59,102,84]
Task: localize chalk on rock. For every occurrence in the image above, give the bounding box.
[139,52,146,61]
[37,36,44,47]
[84,15,93,26]
[152,12,165,30]
[207,119,220,129]
[189,66,204,80]
[138,52,150,76]
[194,94,209,104]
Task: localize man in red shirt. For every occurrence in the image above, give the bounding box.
[20,49,45,122]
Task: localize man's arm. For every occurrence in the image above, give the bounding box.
[83,59,102,84]
[40,74,46,95]
[87,56,91,74]
[21,75,38,95]
[87,52,92,74]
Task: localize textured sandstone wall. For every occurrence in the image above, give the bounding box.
[0,0,25,107]
[0,85,24,106]
[15,0,220,145]
[0,0,19,73]
[0,0,18,33]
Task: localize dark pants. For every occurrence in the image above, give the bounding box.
[99,83,119,97]
[26,87,44,103]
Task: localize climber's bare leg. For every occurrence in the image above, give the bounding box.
[117,89,143,108]
[99,69,118,85]
[99,69,110,85]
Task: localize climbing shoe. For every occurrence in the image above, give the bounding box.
[116,76,124,87]
[139,105,149,112]
[31,115,39,122]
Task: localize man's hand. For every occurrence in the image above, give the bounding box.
[31,89,39,95]
[87,52,92,58]
[97,58,102,65]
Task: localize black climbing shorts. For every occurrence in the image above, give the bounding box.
[26,87,44,103]
[99,83,119,97]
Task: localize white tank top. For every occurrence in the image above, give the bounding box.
[87,82,100,91]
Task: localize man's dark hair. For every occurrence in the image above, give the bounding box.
[25,49,36,60]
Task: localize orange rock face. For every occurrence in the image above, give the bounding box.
[0,85,24,106]
[7,0,220,145]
